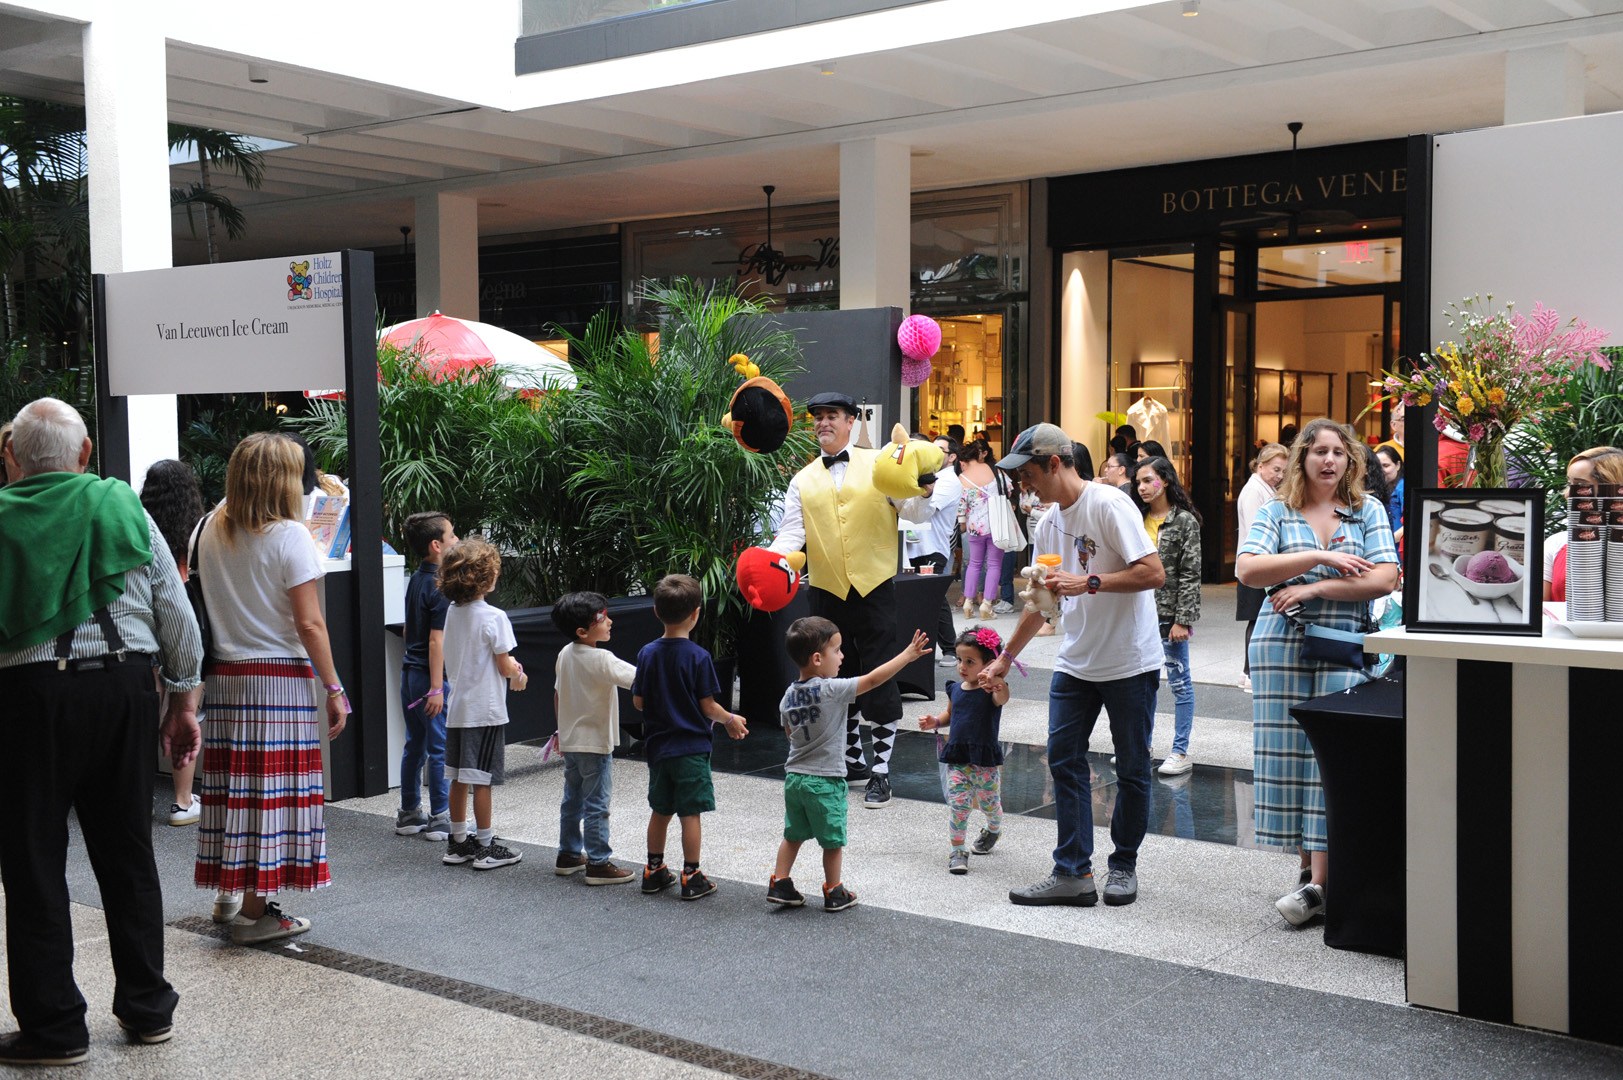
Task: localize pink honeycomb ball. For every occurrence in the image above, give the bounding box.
[897,315,941,362]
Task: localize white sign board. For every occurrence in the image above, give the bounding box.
[103,253,349,395]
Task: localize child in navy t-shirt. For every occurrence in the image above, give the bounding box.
[631,574,747,901]
[919,627,1011,875]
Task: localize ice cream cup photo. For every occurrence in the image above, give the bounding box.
[1451,551,1523,600]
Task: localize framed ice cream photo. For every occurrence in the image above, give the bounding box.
[1405,489,1544,635]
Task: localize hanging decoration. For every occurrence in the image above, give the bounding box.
[897,314,942,388]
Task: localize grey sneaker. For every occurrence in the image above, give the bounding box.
[442,836,481,865]
[1103,867,1138,906]
[1277,883,1326,926]
[992,600,1015,614]
[1009,872,1097,907]
[394,808,429,835]
[420,813,451,842]
[948,850,969,875]
[970,828,1001,855]
[230,902,310,945]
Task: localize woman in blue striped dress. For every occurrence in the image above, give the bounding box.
[1236,419,1398,927]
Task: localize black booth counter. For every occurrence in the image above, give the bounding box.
[500,573,955,744]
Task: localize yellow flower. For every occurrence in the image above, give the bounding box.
[1457,395,1475,417]
[1487,387,1506,406]
[1416,392,1432,406]
[1448,380,1463,394]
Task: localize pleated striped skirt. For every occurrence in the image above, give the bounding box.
[194,657,331,896]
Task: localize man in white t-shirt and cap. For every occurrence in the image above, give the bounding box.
[978,422,1165,908]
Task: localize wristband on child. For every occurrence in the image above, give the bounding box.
[997,650,1029,677]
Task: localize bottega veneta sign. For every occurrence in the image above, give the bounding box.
[1048,139,1410,247]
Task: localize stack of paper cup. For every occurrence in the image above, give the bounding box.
[1567,484,1605,621]
[1604,484,1623,622]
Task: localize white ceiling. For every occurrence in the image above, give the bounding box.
[3,0,1622,261]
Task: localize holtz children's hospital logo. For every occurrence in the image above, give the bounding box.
[287,260,313,301]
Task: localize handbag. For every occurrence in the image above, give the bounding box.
[987,472,1027,553]
[1278,600,1375,670]
[185,511,217,661]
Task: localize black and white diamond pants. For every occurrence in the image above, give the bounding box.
[808,579,903,775]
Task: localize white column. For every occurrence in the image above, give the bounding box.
[415,192,480,319]
[84,14,174,486]
[839,138,911,312]
[1504,44,1585,125]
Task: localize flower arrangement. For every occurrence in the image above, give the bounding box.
[1380,295,1610,487]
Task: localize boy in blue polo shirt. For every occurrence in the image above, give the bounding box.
[632,574,748,900]
[396,512,457,840]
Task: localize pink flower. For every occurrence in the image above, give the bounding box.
[1468,423,1486,442]
[1433,412,1449,433]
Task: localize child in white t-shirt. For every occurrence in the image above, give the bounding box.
[438,539,526,871]
[550,591,637,885]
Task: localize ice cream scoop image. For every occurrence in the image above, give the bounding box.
[1463,550,1516,584]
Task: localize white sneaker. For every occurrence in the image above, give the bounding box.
[1238,674,1252,693]
[167,799,200,827]
[211,892,242,924]
[1158,753,1193,776]
[230,902,311,945]
[1276,883,1325,926]
[992,600,1015,615]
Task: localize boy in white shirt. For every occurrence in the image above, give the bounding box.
[550,591,636,885]
[438,539,526,871]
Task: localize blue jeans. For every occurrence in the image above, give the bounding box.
[400,667,449,817]
[560,751,614,864]
[1160,637,1195,756]
[1048,669,1158,878]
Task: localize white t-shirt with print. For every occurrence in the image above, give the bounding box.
[200,517,326,661]
[443,598,518,729]
[1030,481,1163,682]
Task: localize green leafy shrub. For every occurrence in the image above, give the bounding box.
[1510,346,1623,533]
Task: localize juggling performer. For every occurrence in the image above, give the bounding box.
[765,392,940,809]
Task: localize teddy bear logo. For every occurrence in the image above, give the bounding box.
[287,261,313,301]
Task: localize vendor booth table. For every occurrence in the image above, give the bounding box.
[1289,675,1405,958]
[1369,625,1623,1045]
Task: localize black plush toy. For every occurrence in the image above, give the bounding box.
[723,374,794,453]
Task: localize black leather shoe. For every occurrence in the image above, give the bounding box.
[0,1031,89,1066]
[863,774,892,808]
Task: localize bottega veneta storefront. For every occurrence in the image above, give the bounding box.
[1048,136,1431,579]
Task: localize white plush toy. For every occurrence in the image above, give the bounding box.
[1018,560,1061,625]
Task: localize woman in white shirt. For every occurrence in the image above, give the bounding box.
[193,432,348,946]
[1234,443,1288,692]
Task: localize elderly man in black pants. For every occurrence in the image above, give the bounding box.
[769,392,935,808]
[0,398,203,1067]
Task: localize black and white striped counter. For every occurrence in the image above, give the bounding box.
[1367,626,1623,1045]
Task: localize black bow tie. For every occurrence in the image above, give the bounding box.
[821,451,849,468]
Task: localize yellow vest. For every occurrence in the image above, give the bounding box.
[796,448,898,598]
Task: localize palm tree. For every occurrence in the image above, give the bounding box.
[167,125,265,262]
[0,96,90,357]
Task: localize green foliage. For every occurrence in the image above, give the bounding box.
[289,281,813,656]
[178,394,284,505]
[1509,346,1623,533]
[556,279,815,653]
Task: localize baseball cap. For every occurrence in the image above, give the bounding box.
[806,391,859,416]
[997,423,1072,470]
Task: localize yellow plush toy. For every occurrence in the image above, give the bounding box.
[871,423,945,501]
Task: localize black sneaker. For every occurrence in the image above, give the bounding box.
[863,774,892,809]
[680,869,717,900]
[971,828,1001,855]
[845,763,871,785]
[0,1032,89,1066]
[822,882,858,912]
[117,1017,174,1045]
[472,841,522,870]
[767,875,805,907]
[442,836,481,865]
[642,864,676,894]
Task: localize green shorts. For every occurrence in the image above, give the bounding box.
[648,753,715,817]
[783,773,847,849]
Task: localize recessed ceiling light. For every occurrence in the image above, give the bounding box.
[247,62,270,84]
[1181,0,1199,15]
[819,62,836,76]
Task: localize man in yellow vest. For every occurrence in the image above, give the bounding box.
[769,392,935,808]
